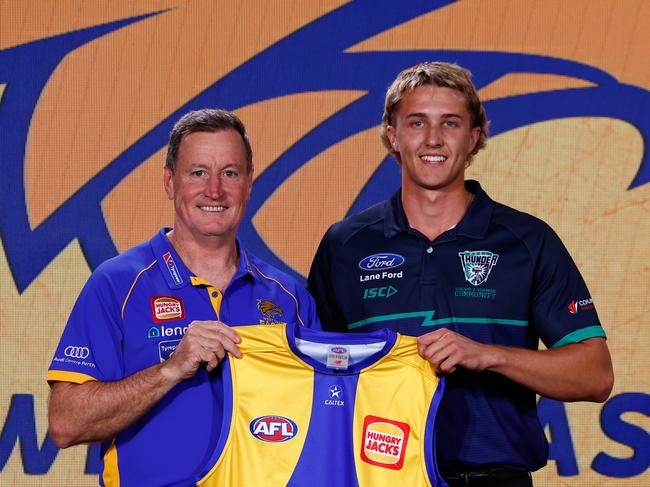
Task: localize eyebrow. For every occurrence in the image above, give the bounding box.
[187,162,240,169]
[405,112,464,119]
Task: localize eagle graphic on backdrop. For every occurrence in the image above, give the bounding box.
[0,0,648,481]
[0,0,648,294]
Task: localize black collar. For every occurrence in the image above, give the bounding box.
[383,180,493,240]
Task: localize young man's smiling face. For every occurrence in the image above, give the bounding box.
[387,85,481,194]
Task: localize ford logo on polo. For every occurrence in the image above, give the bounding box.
[64,346,90,359]
[358,253,405,271]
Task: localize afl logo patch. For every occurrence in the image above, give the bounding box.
[358,253,405,271]
[360,415,410,470]
[249,416,298,442]
[151,296,185,323]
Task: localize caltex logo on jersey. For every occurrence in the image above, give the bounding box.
[458,250,499,286]
[360,415,410,470]
[249,416,298,442]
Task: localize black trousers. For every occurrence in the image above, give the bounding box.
[442,467,533,487]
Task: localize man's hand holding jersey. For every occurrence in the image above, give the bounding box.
[417,329,492,374]
[162,321,242,381]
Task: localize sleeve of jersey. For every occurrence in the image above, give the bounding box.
[530,224,606,349]
[47,268,125,385]
[307,227,347,332]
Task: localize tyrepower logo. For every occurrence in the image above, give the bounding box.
[249,416,298,442]
[64,346,90,359]
[360,415,410,470]
[151,296,185,323]
[163,252,183,285]
[568,298,595,314]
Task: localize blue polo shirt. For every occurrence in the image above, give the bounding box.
[307,180,605,472]
[48,228,320,487]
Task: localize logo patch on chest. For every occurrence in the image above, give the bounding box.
[358,253,405,271]
[360,415,410,470]
[458,250,499,286]
[249,416,298,442]
[257,299,283,325]
[150,296,185,322]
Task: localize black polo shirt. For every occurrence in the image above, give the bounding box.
[307,179,605,471]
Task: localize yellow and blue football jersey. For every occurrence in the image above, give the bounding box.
[196,323,447,486]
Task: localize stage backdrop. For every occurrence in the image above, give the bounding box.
[1,1,648,485]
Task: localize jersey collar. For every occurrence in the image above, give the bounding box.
[151,228,256,289]
[456,180,493,239]
[384,179,493,240]
[151,228,191,289]
[285,322,398,375]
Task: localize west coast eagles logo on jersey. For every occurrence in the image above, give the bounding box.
[257,299,283,325]
[458,251,499,286]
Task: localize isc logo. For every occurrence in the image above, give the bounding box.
[363,286,398,299]
[249,416,298,442]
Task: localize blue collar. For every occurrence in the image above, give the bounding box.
[150,228,256,289]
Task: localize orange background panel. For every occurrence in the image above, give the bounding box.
[0,1,648,485]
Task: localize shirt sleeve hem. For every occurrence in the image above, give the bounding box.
[550,325,606,349]
[47,370,98,385]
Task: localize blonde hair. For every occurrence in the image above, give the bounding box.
[380,62,489,165]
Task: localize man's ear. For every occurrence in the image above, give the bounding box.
[163,166,174,200]
[386,125,399,152]
[469,127,481,153]
[245,168,254,201]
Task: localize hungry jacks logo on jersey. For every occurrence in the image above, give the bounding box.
[360,415,410,470]
[151,296,185,322]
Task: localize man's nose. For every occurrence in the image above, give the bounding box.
[426,125,443,147]
[205,174,224,198]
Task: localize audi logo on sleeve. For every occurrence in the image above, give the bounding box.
[64,346,90,359]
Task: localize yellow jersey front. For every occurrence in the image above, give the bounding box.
[196,323,447,486]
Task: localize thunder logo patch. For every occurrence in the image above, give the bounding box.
[458,250,499,286]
